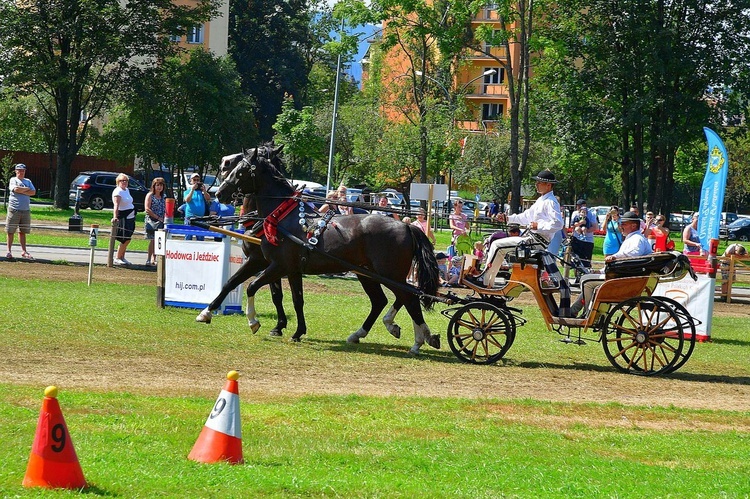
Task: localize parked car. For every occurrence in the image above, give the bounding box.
[69,171,148,210]
[591,205,613,226]
[726,218,750,241]
[669,213,690,231]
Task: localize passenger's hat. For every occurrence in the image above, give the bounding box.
[531,169,558,184]
[14,163,26,170]
[190,172,201,179]
[435,252,448,260]
[576,198,586,206]
[507,223,521,232]
[620,211,641,223]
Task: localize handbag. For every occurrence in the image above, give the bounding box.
[145,217,163,235]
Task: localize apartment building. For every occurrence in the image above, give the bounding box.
[361,4,512,132]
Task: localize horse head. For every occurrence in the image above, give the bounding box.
[216,144,290,205]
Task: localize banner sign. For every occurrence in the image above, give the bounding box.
[697,127,729,251]
[653,274,713,340]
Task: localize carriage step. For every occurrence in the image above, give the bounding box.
[551,317,588,327]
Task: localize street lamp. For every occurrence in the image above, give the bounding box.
[415,68,497,192]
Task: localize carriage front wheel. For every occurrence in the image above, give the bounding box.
[447,302,516,364]
[601,297,684,376]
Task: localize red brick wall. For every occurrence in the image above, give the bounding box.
[0,150,132,195]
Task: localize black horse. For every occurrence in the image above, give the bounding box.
[216,146,441,355]
[195,149,287,336]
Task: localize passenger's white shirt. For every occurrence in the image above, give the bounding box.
[612,231,653,259]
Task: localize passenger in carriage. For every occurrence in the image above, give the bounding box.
[569,211,652,317]
[478,169,564,288]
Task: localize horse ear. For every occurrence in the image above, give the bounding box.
[273,144,284,155]
[250,147,258,161]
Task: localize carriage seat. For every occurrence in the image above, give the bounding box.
[604,251,696,281]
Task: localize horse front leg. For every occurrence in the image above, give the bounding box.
[196,258,258,323]
[287,273,306,342]
[267,279,287,337]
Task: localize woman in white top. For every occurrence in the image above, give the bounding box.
[111,173,136,266]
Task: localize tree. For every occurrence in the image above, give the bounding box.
[98,49,255,194]
[0,0,219,208]
[536,0,750,216]
[229,0,312,140]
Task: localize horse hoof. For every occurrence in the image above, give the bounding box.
[290,336,302,343]
[427,334,441,349]
[248,320,261,334]
[269,330,283,337]
[388,324,401,339]
[195,309,212,324]
[408,345,420,356]
[346,335,360,344]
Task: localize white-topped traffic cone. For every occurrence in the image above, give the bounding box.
[188,371,243,464]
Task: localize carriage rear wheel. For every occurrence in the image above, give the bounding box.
[602,297,684,376]
[447,302,516,364]
[653,296,696,373]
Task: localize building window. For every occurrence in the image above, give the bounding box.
[482,103,504,121]
[187,25,204,44]
[170,27,182,43]
[484,3,497,18]
[484,67,500,85]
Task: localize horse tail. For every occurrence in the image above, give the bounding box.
[408,225,439,309]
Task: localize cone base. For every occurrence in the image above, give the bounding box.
[188,427,243,464]
[23,452,87,489]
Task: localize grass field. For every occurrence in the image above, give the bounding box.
[1,266,749,497]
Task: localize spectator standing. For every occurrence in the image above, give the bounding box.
[374,196,400,220]
[184,172,211,221]
[649,214,670,251]
[144,177,166,266]
[111,174,136,266]
[570,199,599,269]
[449,199,468,246]
[411,208,435,244]
[5,163,36,260]
[682,212,703,255]
[602,207,622,256]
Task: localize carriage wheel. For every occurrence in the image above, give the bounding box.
[602,297,684,376]
[654,296,696,373]
[447,302,516,364]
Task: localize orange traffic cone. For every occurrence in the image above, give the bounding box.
[23,386,87,490]
[188,371,244,464]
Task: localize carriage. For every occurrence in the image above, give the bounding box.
[207,145,699,377]
[439,240,698,376]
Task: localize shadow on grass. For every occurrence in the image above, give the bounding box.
[710,337,750,347]
[297,337,461,364]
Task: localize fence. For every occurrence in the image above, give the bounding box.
[717,254,750,303]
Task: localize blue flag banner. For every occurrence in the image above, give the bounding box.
[697,127,729,251]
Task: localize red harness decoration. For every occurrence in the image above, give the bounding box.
[263,195,300,245]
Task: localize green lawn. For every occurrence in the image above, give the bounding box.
[0,273,749,497]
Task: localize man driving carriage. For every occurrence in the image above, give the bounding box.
[568,210,652,317]
[477,169,564,288]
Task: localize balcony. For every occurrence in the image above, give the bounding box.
[467,46,509,60]
[459,82,509,99]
